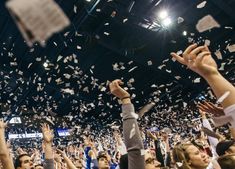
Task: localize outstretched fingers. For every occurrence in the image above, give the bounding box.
[170,52,186,65]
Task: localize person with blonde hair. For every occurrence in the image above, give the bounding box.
[172,143,210,169]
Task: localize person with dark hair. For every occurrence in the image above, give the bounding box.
[35,164,43,169]
[217,153,235,169]
[216,140,235,156]
[97,151,110,169]
[14,153,33,169]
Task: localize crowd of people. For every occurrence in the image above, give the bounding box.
[0,44,235,169]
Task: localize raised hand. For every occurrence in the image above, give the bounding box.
[171,44,218,78]
[109,79,130,99]
[16,147,27,155]
[41,123,54,143]
[198,102,224,117]
[57,149,67,158]
[54,152,63,162]
[146,130,157,140]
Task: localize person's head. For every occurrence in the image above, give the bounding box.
[119,151,162,169]
[217,153,235,169]
[35,164,43,169]
[172,143,210,169]
[74,158,83,169]
[145,150,161,169]
[97,151,109,169]
[216,140,235,156]
[15,154,34,169]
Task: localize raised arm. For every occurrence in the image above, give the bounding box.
[146,131,164,166]
[0,120,14,169]
[57,149,77,169]
[109,79,145,169]
[171,44,235,129]
[41,123,54,169]
[171,44,235,109]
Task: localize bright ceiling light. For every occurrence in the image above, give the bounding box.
[43,62,49,68]
[182,31,187,36]
[158,10,168,19]
[162,17,172,27]
[86,0,91,2]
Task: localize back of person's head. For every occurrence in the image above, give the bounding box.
[14,154,29,169]
[172,143,192,169]
[217,153,235,169]
[216,140,235,156]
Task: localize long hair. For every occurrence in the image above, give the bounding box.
[172,143,193,169]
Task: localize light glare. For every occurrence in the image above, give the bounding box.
[162,17,172,27]
[158,10,168,19]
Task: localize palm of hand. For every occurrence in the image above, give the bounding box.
[42,129,53,142]
[41,123,54,142]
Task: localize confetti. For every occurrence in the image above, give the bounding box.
[197,1,207,8]
[196,15,220,33]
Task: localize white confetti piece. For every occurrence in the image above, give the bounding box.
[128,66,138,72]
[77,45,82,50]
[196,15,220,33]
[6,0,70,46]
[61,88,74,95]
[123,18,128,23]
[227,44,235,53]
[204,39,210,46]
[193,77,201,83]
[214,50,222,60]
[147,60,152,65]
[177,17,184,24]
[197,1,207,8]
[104,32,110,36]
[219,62,226,71]
[129,123,136,139]
[217,91,230,104]
[140,149,145,156]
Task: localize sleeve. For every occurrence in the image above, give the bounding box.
[165,152,171,167]
[43,159,54,169]
[224,104,235,128]
[91,159,99,169]
[154,140,164,167]
[122,103,145,169]
[85,147,92,169]
[202,118,219,158]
